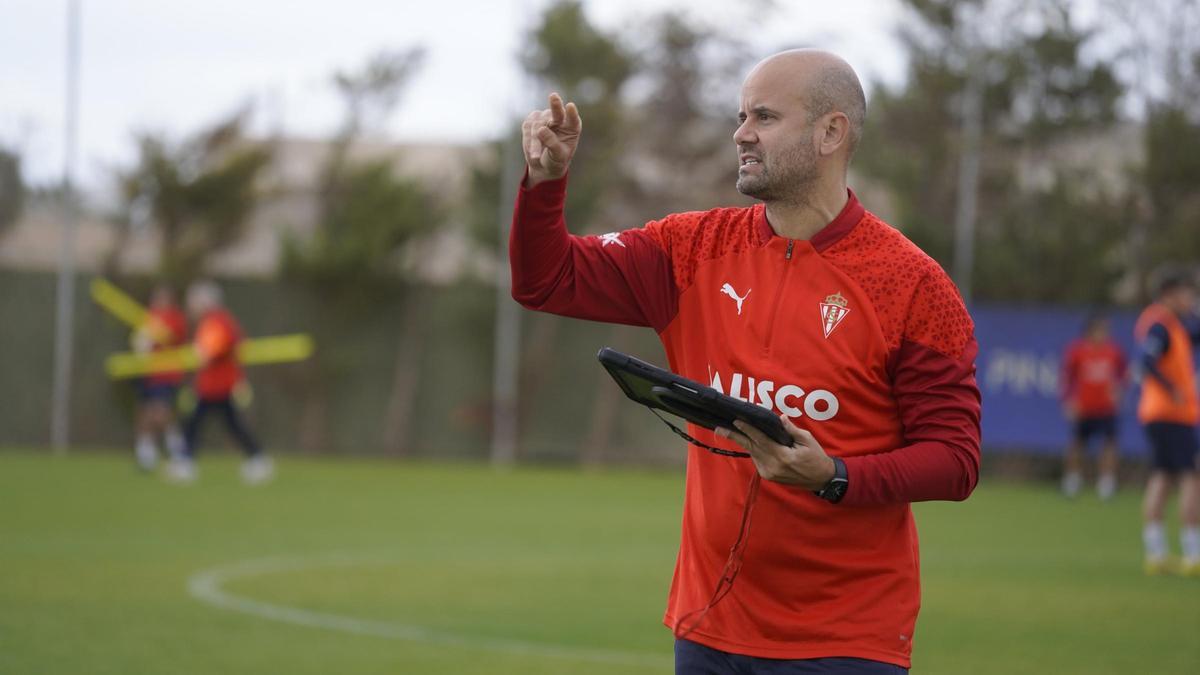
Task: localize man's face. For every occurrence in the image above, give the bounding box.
[1159,284,1196,315]
[185,289,203,318]
[733,69,819,202]
[1087,319,1110,341]
[186,285,214,319]
[150,287,173,309]
[1176,285,1198,315]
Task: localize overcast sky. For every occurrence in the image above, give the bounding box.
[0,0,907,193]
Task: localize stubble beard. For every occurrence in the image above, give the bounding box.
[736,140,819,205]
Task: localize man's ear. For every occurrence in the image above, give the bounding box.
[818,112,850,157]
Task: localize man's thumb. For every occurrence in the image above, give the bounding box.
[780,415,809,443]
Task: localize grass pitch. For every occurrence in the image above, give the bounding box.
[1,451,1197,674]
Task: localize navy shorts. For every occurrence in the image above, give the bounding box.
[137,381,178,404]
[1074,416,1117,444]
[1144,422,1199,474]
[675,639,908,675]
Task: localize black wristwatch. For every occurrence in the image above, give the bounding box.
[815,457,848,504]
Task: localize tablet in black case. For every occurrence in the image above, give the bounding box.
[597,347,793,448]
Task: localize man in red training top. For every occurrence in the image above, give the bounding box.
[168,280,273,484]
[511,50,980,673]
[132,285,189,471]
[1060,313,1127,500]
[1135,271,1200,575]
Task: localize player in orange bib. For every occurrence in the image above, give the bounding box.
[512,50,980,673]
[1060,313,1127,499]
[1135,271,1200,575]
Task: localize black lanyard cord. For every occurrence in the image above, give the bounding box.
[647,407,751,458]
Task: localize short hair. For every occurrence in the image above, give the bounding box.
[1153,267,1197,299]
[806,63,867,160]
[187,279,223,308]
[150,284,176,303]
[1082,311,1108,334]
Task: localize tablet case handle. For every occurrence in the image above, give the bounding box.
[649,387,751,458]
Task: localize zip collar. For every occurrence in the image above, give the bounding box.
[753,189,865,252]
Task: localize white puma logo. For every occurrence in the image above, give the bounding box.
[720,283,751,315]
[600,232,625,248]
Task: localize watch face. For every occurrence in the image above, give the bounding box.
[824,478,848,503]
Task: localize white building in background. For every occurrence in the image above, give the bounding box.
[0,138,492,282]
[1,124,1147,283]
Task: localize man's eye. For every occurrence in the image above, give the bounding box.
[758,113,771,122]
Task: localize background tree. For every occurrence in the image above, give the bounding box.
[857,0,1126,303]
[114,110,272,283]
[0,147,23,236]
[1098,0,1200,298]
[508,0,635,445]
[520,0,634,233]
[283,48,431,287]
[613,11,751,220]
[280,48,440,455]
[1140,106,1200,284]
[579,11,753,463]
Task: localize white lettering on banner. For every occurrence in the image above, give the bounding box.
[983,349,1059,398]
[709,371,840,422]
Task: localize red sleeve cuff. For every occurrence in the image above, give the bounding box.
[839,338,982,506]
[518,170,568,202]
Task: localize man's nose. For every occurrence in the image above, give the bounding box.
[734,120,757,146]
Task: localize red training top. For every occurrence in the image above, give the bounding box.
[510,175,981,668]
[1061,339,1126,417]
[144,305,189,387]
[193,308,244,401]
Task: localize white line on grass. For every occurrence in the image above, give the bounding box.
[187,553,672,669]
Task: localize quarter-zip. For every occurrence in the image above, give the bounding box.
[762,239,796,356]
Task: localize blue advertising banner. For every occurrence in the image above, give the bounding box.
[974,305,1146,456]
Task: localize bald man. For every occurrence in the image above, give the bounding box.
[511,50,980,674]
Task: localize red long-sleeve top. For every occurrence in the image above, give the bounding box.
[143,305,189,387]
[510,174,981,667]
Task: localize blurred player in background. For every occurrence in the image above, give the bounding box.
[1060,313,1126,499]
[167,280,273,484]
[1135,271,1200,575]
[132,285,189,471]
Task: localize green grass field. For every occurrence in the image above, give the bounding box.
[1,451,1197,674]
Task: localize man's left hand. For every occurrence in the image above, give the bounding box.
[717,415,836,490]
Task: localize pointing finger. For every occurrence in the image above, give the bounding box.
[563,101,582,132]
[549,93,565,127]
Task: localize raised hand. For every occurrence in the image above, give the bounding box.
[521,92,582,187]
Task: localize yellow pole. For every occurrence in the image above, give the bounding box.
[105,334,315,380]
[90,278,172,344]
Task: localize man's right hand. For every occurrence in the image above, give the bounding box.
[522,92,582,188]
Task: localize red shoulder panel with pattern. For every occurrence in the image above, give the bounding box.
[642,205,766,295]
[820,213,973,362]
